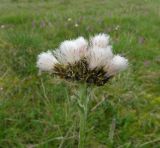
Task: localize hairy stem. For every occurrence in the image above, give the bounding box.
[78,83,89,148]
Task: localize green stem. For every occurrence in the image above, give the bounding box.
[78,83,89,148]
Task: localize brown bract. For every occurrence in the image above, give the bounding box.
[53,58,112,86]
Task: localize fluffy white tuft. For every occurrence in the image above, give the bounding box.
[37,34,128,77]
[75,37,88,52]
[87,46,113,69]
[55,37,88,64]
[106,55,128,75]
[90,33,110,48]
[37,51,58,72]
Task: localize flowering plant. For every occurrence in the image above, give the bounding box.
[37,33,128,147]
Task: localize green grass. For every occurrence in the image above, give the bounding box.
[0,0,160,147]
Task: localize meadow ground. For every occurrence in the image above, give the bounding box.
[0,0,160,147]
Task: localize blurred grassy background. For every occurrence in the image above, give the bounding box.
[0,0,160,147]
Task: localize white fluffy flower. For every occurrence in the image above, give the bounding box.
[87,45,113,69]
[37,33,129,85]
[55,37,88,64]
[90,33,110,48]
[74,37,88,57]
[37,51,58,72]
[106,55,128,75]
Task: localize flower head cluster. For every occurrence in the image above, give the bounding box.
[37,33,128,86]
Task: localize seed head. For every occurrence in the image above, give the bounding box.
[37,33,128,86]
